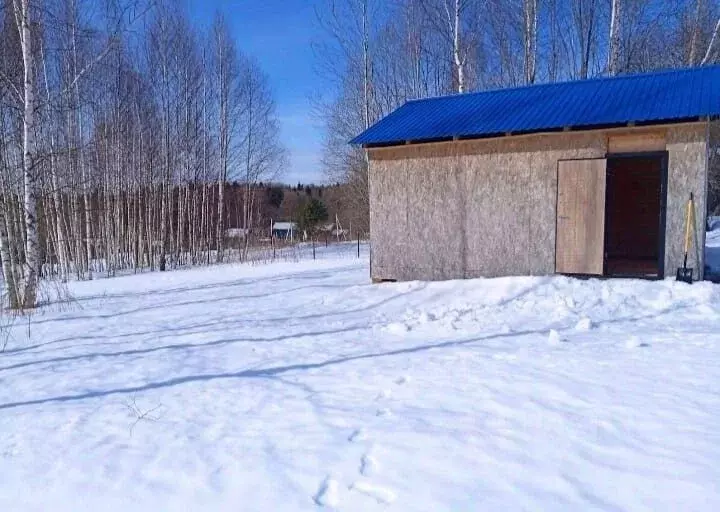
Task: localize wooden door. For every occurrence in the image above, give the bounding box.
[555,159,607,275]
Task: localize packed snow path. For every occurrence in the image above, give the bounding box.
[1,250,719,511]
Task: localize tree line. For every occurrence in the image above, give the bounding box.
[0,0,286,309]
[317,0,720,233]
[220,181,359,236]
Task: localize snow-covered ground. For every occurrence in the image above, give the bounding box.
[705,216,720,277]
[1,246,719,511]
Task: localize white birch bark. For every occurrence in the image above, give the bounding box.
[362,0,371,128]
[702,17,720,65]
[451,0,464,92]
[13,0,40,308]
[524,0,538,84]
[608,0,622,75]
[689,0,705,65]
[0,197,19,309]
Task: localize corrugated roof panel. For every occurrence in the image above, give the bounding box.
[351,66,720,145]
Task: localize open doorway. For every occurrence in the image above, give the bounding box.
[604,153,667,278]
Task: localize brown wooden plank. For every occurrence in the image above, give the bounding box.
[555,159,607,275]
[607,131,666,153]
[367,122,707,161]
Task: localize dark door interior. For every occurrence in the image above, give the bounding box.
[604,155,664,277]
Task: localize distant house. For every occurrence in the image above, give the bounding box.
[272,221,297,241]
[352,65,720,282]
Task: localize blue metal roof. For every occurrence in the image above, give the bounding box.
[351,65,720,146]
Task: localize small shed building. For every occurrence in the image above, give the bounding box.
[352,66,720,282]
[272,221,298,241]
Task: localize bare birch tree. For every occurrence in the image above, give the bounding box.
[702,17,720,64]
[688,0,706,65]
[524,0,538,84]
[420,0,478,92]
[608,0,622,74]
[12,0,41,308]
[211,14,239,263]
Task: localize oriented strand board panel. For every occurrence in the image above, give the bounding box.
[405,156,464,280]
[368,157,409,280]
[367,130,607,281]
[555,159,607,275]
[608,131,666,153]
[664,124,707,279]
[369,153,463,281]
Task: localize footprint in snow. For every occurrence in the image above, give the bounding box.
[350,481,397,504]
[2,445,18,458]
[360,453,379,476]
[375,389,392,400]
[348,428,368,443]
[314,477,340,508]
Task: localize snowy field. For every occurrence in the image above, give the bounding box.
[1,246,719,511]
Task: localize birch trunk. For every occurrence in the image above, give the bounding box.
[215,27,229,264]
[14,0,41,308]
[362,0,371,128]
[608,0,622,75]
[0,198,19,310]
[524,0,538,84]
[41,42,70,280]
[702,17,720,65]
[452,0,464,93]
[689,0,705,65]
[242,84,254,262]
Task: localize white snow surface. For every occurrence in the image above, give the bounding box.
[706,218,720,274]
[1,248,720,511]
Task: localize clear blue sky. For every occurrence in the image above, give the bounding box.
[188,0,328,185]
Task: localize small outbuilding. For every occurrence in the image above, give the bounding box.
[352,66,720,282]
[272,221,298,241]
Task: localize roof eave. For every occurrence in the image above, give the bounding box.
[360,116,709,149]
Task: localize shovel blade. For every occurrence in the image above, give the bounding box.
[676,267,694,283]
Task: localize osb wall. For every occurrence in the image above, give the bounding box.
[665,124,707,279]
[368,123,707,281]
[707,120,720,216]
[706,119,720,278]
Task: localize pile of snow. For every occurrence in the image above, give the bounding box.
[705,216,720,276]
[1,256,719,510]
[707,216,720,232]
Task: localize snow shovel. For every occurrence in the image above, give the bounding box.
[676,193,695,284]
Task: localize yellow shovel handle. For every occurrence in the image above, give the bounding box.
[684,195,695,255]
